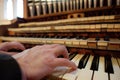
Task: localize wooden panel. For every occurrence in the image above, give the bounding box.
[24,0,28,18]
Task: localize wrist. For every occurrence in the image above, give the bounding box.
[13,57,27,80]
[12,50,32,80]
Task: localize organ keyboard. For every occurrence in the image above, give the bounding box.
[46,53,120,80]
[0,0,120,80]
[1,37,120,51]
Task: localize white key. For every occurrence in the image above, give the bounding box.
[76,55,94,80]
[93,57,108,80]
[52,54,79,79]
[52,54,81,79]
[74,54,84,66]
[110,57,120,80]
[71,54,81,63]
[62,54,84,80]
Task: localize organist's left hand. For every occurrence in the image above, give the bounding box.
[13,44,77,80]
[0,41,26,55]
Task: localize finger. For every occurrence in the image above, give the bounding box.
[32,44,58,50]
[50,44,62,48]
[33,44,66,51]
[52,45,69,58]
[40,44,61,49]
[8,52,19,55]
[0,51,18,55]
[9,41,26,50]
[53,58,77,71]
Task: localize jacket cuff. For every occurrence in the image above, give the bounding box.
[0,54,22,80]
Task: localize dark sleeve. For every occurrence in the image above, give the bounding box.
[0,54,22,80]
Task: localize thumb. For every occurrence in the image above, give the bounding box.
[53,58,77,71]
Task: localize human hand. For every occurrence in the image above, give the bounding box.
[0,41,25,55]
[13,44,77,80]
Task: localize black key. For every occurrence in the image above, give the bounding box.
[78,54,88,69]
[82,36,88,40]
[58,36,63,39]
[95,36,100,41]
[54,35,58,38]
[105,56,114,73]
[43,35,47,38]
[76,36,81,39]
[69,53,77,60]
[67,36,72,39]
[104,36,110,41]
[40,35,44,38]
[83,54,90,68]
[54,35,62,39]
[78,54,90,69]
[48,36,52,38]
[90,55,100,71]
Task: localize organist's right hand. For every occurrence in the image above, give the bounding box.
[13,44,77,80]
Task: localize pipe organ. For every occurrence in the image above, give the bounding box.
[0,0,120,80]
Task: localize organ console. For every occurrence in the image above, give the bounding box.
[0,0,120,80]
